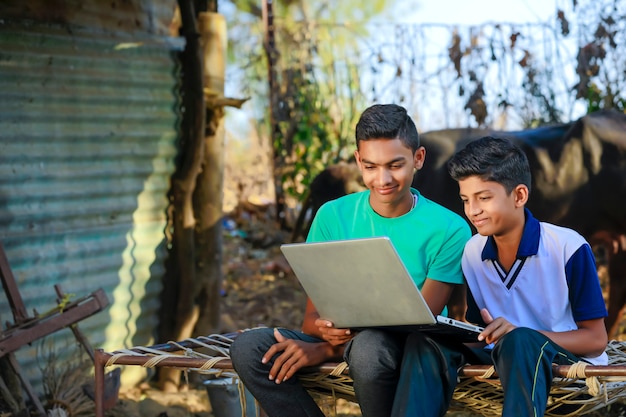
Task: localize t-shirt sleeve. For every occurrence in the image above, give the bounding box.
[566,243,608,322]
[427,220,472,284]
[306,202,333,243]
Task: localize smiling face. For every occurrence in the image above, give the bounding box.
[355,138,425,218]
[458,175,527,237]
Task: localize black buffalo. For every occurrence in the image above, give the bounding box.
[415,110,626,239]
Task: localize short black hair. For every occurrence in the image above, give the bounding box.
[447,136,531,194]
[355,104,420,152]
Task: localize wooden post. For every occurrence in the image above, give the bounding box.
[193,11,226,336]
[159,0,206,392]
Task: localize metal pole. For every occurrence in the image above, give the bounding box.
[94,349,106,417]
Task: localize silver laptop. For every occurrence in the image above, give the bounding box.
[280,237,484,342]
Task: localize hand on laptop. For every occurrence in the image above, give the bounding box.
[477,308,517,344]
[315,318,354,346]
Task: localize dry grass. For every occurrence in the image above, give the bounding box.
[39,341,95,416]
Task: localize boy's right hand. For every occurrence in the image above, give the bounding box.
[478,308,517,344]
[262,328,335,384]
[314,318,354,346]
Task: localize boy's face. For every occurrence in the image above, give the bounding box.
[354,138,424,216]
[458,175,527,237]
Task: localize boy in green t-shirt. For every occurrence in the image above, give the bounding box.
[231,104,471,417]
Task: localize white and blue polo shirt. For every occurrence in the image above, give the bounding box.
[463,209,608,365]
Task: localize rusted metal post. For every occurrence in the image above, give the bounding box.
[94,349,106,417]
[0,242,29,325]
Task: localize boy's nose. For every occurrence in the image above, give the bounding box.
[377,169,392,185]
[467,201,481,215]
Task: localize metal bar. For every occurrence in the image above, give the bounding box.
[94,349,106,417]
[96,350,626,379]
[0,289,109,357]
[97,351,233,369]
[98,335,626,379]
[457,363,626,378]
[0,242,29,324]
[55,284,96,362]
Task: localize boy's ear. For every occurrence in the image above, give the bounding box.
[513,184,529,207]
[413,146,426,170]
[354,150,362,169]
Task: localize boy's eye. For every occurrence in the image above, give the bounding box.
[479,196,490,201]
[390,164,403,169]
[364,166,375,170]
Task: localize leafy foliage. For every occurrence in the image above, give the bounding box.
[224,0,387,203]
[570,1,626,113]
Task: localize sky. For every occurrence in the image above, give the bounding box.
[390,0,561,25]
[369,0,581,130]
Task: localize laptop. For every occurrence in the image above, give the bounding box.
[280,237,484,342]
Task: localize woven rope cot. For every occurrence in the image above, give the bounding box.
[94,332,626,417]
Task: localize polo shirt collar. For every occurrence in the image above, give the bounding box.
[481,208,540,261]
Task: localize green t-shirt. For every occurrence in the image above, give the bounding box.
[307,188,471,291]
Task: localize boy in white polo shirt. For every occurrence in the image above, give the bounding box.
[447,136,608,416]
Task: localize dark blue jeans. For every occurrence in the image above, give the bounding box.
[392,327,582,417]
[390,332,467,417]
[230,327,326,417]
[491,327,580,417]
[230,327,410,417]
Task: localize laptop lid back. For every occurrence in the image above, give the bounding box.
[280,237,437,328]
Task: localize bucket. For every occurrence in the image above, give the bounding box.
[203,376,260,417]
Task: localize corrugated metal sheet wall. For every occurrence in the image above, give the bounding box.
[0,22,182,390]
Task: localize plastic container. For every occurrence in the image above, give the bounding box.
[203,376,260,417]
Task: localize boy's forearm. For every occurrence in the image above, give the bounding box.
[539,320,608,357]
[324,342,346,361]
[421,279,456,316]
[302,341,346,363]
[301,297,323,336]
[301,312,322,337]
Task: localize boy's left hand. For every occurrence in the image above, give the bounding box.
[478,308,516,344]
[314,319,354,346]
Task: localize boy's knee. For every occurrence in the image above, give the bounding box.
[230,328,275,368]
[346,330,402,379]
[347,330,392,360]
[496,327,545,353]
